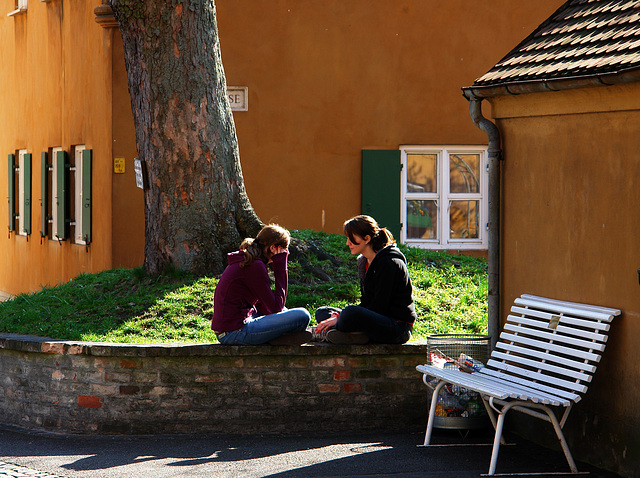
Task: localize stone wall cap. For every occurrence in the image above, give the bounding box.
[0,333,427,357]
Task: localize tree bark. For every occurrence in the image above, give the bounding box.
[109,0,262,276]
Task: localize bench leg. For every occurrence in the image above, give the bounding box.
[487,400,579,475]
[422,380,446,446]
[482,397,507,446]
[544,406,578,473]
[487,405,508,475]
[487,400,523,475]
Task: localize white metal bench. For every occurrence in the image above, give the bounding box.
[416,294,621,475]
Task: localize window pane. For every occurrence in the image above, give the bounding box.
[450,154,480,194]
[407,154,437,193]
[406,200,437,239]
[450,200,479,239]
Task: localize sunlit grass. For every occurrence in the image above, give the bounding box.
[0,231,487,343]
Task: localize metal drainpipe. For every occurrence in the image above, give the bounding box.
[465,94,502,350]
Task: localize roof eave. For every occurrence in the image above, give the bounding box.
[462,67,640,100]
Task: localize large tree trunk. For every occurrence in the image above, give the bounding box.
[109,0,262,276]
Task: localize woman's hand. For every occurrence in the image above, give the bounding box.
[316,311,339,333]
[267,245,288,264]
[270,245,288,256]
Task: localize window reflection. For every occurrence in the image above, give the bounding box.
[450,200,479,239]
[450,154,480,194]
[406,200,437,239]
[407,154,437,193]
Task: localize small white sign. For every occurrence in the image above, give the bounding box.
[227,86,248,111]
[134,158,145,189]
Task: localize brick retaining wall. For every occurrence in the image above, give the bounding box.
[0,333,429,435]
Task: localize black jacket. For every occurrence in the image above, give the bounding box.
[357,245,417,325]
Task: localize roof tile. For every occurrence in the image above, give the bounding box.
[474,0,640,86]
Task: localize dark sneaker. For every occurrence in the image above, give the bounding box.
[326,330,369,345]
[269,330,312,345]
[310,326,330,342]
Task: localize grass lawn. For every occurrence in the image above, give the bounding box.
[0,230,487,343]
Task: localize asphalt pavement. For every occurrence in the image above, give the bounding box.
[0,425,621,478]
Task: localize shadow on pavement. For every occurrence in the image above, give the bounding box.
[0,425,622,478]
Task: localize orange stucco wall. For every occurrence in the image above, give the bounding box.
[1,0,564,295]
[0,0,115,295]
[110,33,144,270]
[216,0,565,234]
[489,82,640,475]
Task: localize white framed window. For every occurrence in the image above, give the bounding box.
[400,145,488,250]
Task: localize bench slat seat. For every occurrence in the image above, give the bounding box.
[417,364,572,405]
[485,359,589,394]
[417,294,620,475]
[479,367,583,401]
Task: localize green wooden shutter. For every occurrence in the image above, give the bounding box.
[55,150,68,240]
[361,150,401,240]
[81,149,92,244]
[8,154,15,232]
[41,152,49,237]
[22,153,32,235]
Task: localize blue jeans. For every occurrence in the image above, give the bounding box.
[218,308,311,345]
[315,305,412,344]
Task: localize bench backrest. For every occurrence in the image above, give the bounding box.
[480,294,621,404]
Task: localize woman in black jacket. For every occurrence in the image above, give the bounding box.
[315,215,417,344]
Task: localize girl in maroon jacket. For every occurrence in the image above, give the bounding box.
[212,225,311,345]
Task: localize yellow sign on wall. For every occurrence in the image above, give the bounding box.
[114,157,125,174]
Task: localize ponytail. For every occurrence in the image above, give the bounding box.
[239,238,263,268]
[370,227,395,252]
